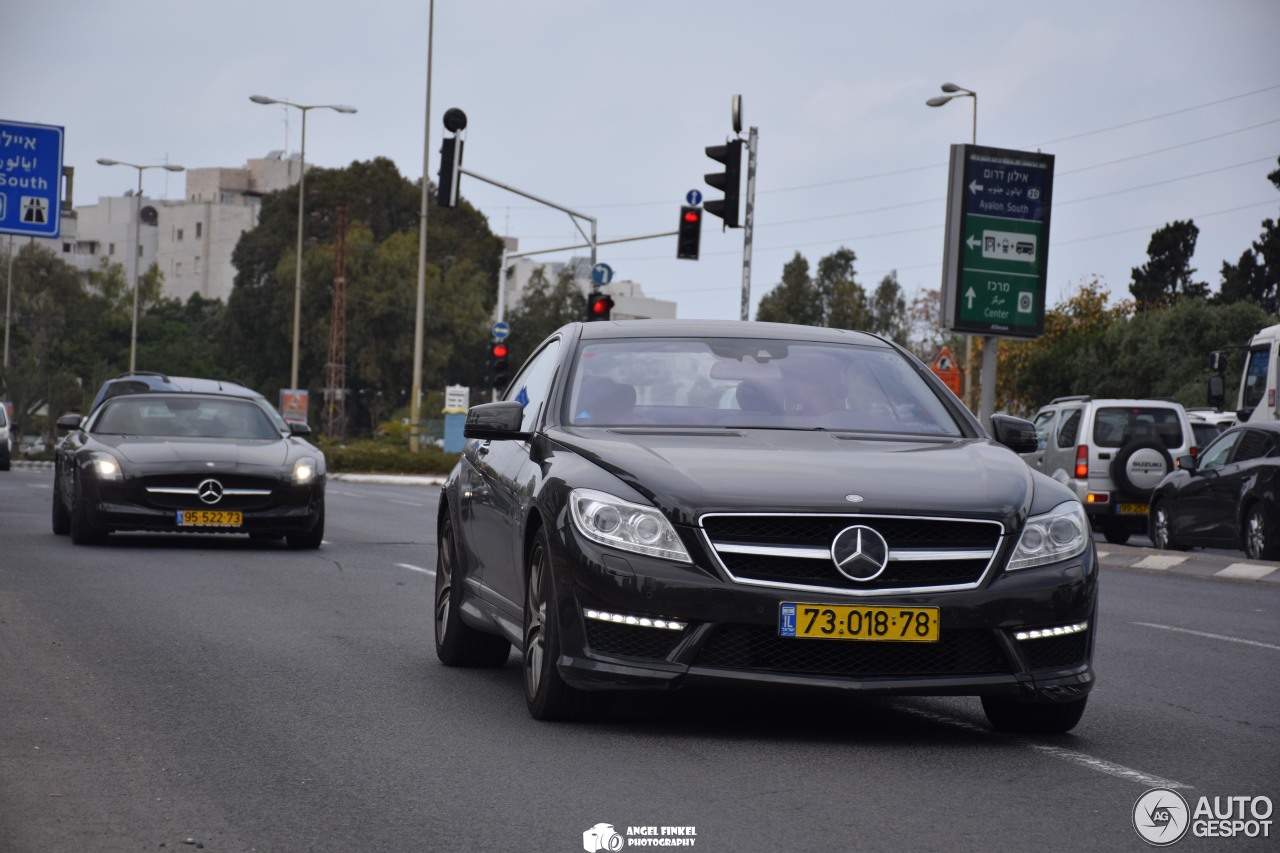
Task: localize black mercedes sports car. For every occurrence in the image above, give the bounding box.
[436,320,1097,733]
[1149,420,1280,560]
[53,388,325,548]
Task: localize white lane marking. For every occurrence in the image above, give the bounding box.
[1030,745,1192,790]
[27,483,51,490]
[1133,554,1189,570]
[397,562,435,577]
[1133,622,1280,651]
[389,499,424,507]
[893,704,1192,789]
[328,489,364,497]
[1217,562,1278,580]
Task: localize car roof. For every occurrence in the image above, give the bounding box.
[91,373,265,412]
[571,319,892,347]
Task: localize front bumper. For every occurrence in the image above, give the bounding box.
[548,524,1097,704]
[82,477,324,536]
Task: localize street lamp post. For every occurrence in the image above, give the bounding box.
[96,158,185,373]
[250,95,357,391]
[926,82,979,414]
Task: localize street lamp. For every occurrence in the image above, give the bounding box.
[926,82,978,412]
[249,95,357,391]
[96,158,185,373]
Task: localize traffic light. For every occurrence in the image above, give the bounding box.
[676,206,702,260]
[489,340,510,386]
[586,291,614,322]
[437,136,463,208]
[704,139,743,228]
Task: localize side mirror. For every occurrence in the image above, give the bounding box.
[464,401,527,441]
[1207,374,1226,411]
[288,422,312,437]
[1176,454,1199,472]
[1209,350,1229,373]
[56,413,83,431]
[990,414,1039,454]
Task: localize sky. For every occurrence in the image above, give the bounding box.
[6,0,1279,327]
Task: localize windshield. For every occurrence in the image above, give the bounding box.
[93,397,283,440]
[1242,345,1271,411]
[566,338,962,437]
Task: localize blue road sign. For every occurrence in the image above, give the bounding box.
[686,189,703,207]
[591,263,613,286]
[491,320,510,340]
[0,119,64,239]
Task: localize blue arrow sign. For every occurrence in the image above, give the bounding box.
[0,119,64,239]
[491,321,510,340]
[591,263,613,286]
[686,189,703,207]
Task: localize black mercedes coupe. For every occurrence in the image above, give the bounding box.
[53,386,325,548]
[436,320,1097,733]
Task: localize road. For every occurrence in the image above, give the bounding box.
[1,466,1277,852]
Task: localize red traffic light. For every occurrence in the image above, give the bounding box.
[491,342,508,359]
[587,292,615,321]
[683,209,700,223]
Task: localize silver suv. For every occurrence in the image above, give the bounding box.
[1022,396,1197,544]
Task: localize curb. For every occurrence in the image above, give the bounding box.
[1097,544,1279,585]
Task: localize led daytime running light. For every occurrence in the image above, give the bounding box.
[1014,621,1089,641]
[584,608,686,631]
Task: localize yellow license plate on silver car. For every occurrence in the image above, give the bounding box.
[1117,503,1149,515]
[780,603,940,642]
[177,510,243,527]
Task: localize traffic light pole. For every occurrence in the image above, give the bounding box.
[739,126,758,321]
[459,167,598,267]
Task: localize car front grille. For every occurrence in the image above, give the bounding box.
[136,473,280,511]
[693,624,1011,677]
[700,513,1005,595]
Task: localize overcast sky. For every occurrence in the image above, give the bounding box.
[7,1,1279,325]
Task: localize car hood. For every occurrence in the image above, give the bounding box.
[99,436,291,470]
[552,427,1041,529]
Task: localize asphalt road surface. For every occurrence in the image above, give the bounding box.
[1,467,1276,852]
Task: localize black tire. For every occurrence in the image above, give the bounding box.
[1148,500,1187,551]
[51,466,71,536]
[1109,439,1172,501]
[523,524,606,721]
[981,695,1088,734]
[285,500,325,549]
[69,472,106,545]
[434,513,511,667]
[1243,503,1279,561]
[1101,521,1131,545]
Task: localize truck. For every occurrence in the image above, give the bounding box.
[1209,322,1280,423]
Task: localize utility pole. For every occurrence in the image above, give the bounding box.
[324,205,348,438]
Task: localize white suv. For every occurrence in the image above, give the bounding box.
[1022,396,1198,544]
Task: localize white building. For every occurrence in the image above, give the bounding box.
[501,249,676,321]
[33,152,303,302]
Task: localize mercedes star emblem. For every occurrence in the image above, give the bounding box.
[831,525,890,581]
[197,479,225,505]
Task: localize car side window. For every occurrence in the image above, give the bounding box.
[1199,430,1242,471]
[1233,429,1273,463]
[503,338,562,433]
[1056,410,1081,448]
[1032,409,1057,446]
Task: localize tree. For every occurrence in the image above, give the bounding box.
[1130,220,1208,310]
[868,271,908,345]
[503,267,584,367]
[815,248,867,331]
[1217,156,1279,315]
[756,252,820,326]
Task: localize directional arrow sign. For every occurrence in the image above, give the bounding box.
[941,144,1055,338]
[0,119,64,239]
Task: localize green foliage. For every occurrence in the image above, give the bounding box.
[314,436,458,475]
[1129,220,1208,310]
[1217,156,1279,315]
[868,271,908,345]
[504,267,584,366]
[756,252,820,326]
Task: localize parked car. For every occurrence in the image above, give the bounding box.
[1149,421,1280,560]
[1022,396,1197,544]
[435,320,1097,734]
[1186,407,1237,449]
[52,385,325,548]
[0,403,11,471]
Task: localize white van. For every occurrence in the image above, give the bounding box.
[1211,323,1280,423]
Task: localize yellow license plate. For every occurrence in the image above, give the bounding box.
[780,603,940,643]
[1117,503,1149,515]
[177,510,243,527]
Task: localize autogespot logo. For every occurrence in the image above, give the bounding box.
[1134,788,1190,846]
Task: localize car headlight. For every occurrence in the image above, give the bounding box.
[1007,500,1089,571]
[293,457,317,484]
[88,452,121,480]
[569,488,691,563]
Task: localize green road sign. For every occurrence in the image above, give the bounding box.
[941,144,1054,338]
